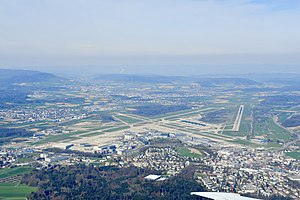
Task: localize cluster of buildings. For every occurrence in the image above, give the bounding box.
[0,150,17,168]
[197,147,300,199]
[0,147,34,168]
[129,147,190,175]
[0,106,88,124]
[0,147,111,168]
[51,130,191,156]
[92,81,211,107]
[1,115,299,200]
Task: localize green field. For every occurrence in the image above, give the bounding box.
[32,133,79,145]
[228,138,259,147]
[0,167,33,179]
[16,157,33,163]
[0,183,36,200]
[0,167,35,199]
[176,147,203,159]
[277,112,292,123]
[286,151,300,160]
[267,118,291,141]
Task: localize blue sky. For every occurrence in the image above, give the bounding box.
[0,0,299,75]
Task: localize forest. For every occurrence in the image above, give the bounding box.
[20,164,292,200]
[22,164,205,200]
[0,128,33,145]
[281,114,300,127]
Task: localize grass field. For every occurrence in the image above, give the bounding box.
[0,183,36,200]
[267,118,291,141]
[176,147,203,159]
[228,138,259,147]
[286,151,300,160]
[16,157,33,164]
[277,112,291,123]
[264,142,282,149]
[0,167,35,199]
[32,134,79,145]
[0,167,33,179]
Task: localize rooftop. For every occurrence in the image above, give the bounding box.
[191,192,261,200]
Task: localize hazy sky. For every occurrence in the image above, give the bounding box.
[0,0,300,75]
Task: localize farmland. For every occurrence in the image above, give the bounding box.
[0,167,36,200]
[0,183,36,200]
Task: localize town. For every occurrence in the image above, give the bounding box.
[0,70,299,199]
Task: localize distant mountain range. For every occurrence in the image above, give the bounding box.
[3,69,298,88]
[93,74,260,86]
[196,77,259,87]
[0,69,63,85]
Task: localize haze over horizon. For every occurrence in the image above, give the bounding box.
[1,0,300,75]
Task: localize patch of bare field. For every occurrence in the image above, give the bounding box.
[73,130,124,146]
[216,95,230,98]
[36,106,46,109]
[214,99,229,104]
[69,127,89,132]
[188,147,202,155]
[29,128,40,132]
[3,118,18,122]
[73,121,94,127]
[158,85,174,89]
[64,93,86,98]
[55,103,79,107]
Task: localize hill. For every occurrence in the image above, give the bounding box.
[0,69,63,86]
[197,78,259,87]
[22,164,204,200]
[0,69,67,108]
